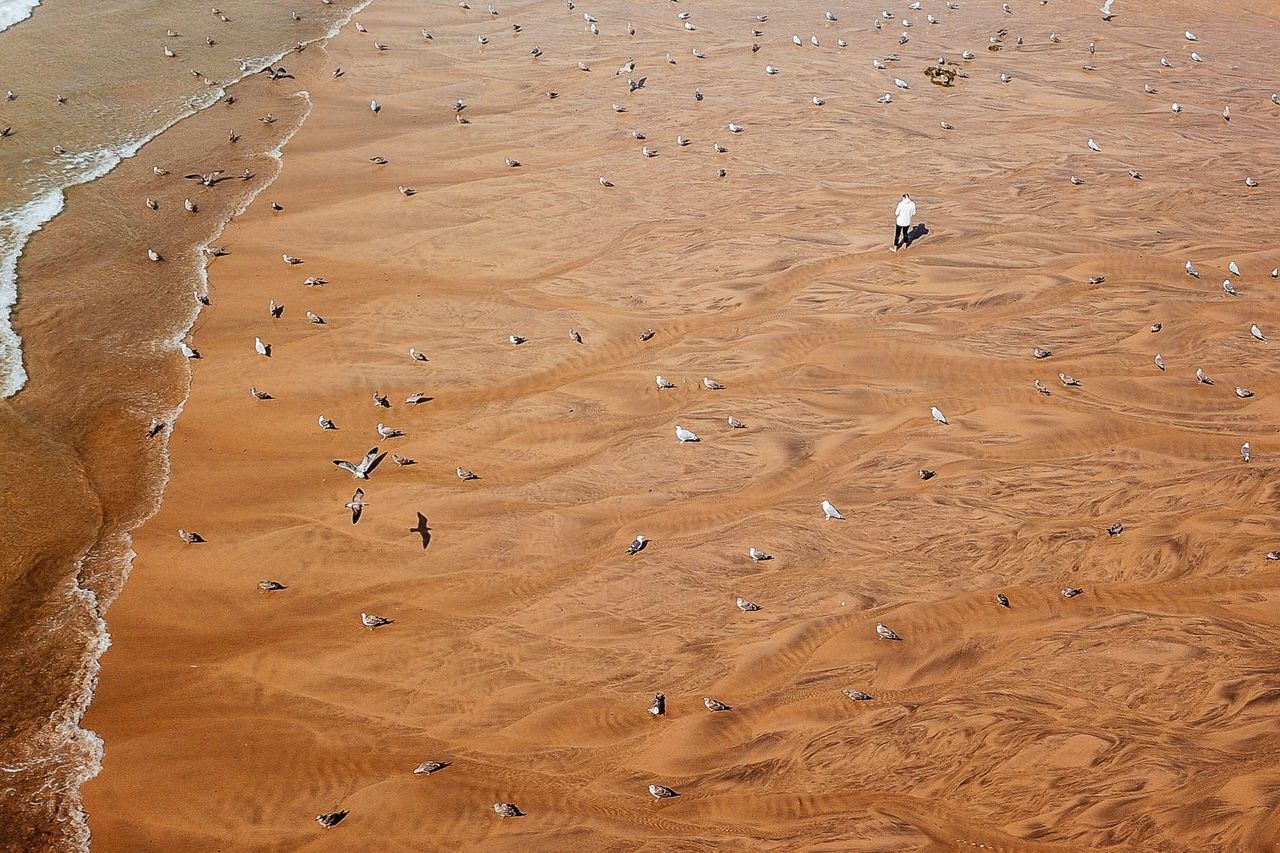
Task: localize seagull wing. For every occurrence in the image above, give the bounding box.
[333,460,359,476]
[359,448,386,475]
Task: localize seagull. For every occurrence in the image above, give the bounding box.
[1099,0,1115,20]
[649,784,679,800]
[822,499,845,520]
[727,416,747,429]
[996,593,1010,607]
[1229,261,1241,276]
[177,529,205,544]
[749,548,770,561]
[648,692,665,715]
[1223,280,1237,296]
[675,425,700,443]
[1184,30,1197,40]
[876,623,902,641]
[844,689,873,701]
[508,334,526,345]
[918,468,936,480]
[1070,176,1084,185]
[728,123,743,133]
[894,78,910,89]
[656,375,675,389]
[404,393,429,405]
[877,94,893,104]
[318,416,336,430]
[1236,387,1254,398]
[599,177,613,187]
[1196,368,1214,385]
[1185,260,1200,278]
[376,423,403,439]
[1058,372,1081,387]
[1245,177,1258,187]
[627,535,647,555]
[254,337,271,357]
[1190,52,1203,62]
[346,488,367,524]
[306,311,325,324]
[940,121,954,130]
[931,406,948,424]
[258,580,286,592]
[1087,138,1101,152]
[702,377,723,390]
[1161,57,1173,68]
[369,99,380,113]
[765,65,779,75]
[455,465,479,481]
[409,347,429,362]
[1035,379,1051,395]
[1061,587,1084,598]
[333,447,382,479]
[1155,354,1165,371]
[1107,522,1124,536]
[1171,103,1182,113]
[315,811,348,828]
[1033,347,1052,359]
[283,254,302,265]
[250,386,272,400]
[1251,324,1267,342]
[414,761,446,775]
[361,612,391,628]
[703,697,730,712]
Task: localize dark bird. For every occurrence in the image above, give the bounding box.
[410,512,431,549]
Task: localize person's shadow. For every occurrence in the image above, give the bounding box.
[905,223,929,247]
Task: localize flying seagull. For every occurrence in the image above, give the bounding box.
[333,447,383,479]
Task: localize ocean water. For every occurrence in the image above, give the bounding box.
[0,0,39,33]
[0,1,367,848]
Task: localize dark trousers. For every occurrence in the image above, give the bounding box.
[894,224,911,248]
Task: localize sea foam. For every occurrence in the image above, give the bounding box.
[0,0,40,33]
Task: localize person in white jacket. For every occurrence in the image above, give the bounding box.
[893,193,916,252]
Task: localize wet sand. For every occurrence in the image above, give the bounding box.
[72,0,1280,849]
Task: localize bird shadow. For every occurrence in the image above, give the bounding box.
[366,452,387,476]
[410,513,431,549]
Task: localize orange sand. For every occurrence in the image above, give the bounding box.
[82,0,1280,849]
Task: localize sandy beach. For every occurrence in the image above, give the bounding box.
[2,0,1279,848]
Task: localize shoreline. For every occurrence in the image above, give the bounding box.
[0,4,371,847]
